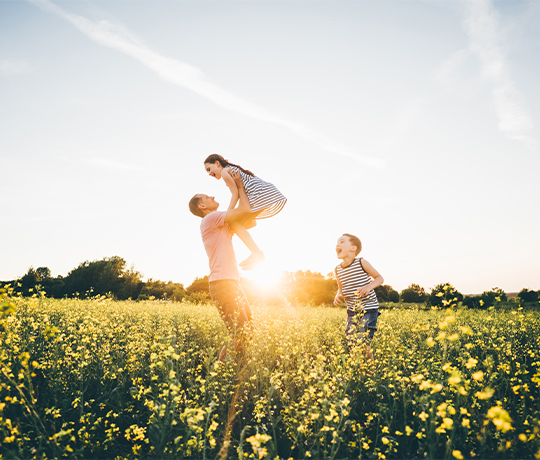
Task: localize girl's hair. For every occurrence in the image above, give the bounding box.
[204,153,254,177]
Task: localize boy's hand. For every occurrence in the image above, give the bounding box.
[355,286,371,298]
[334,292,344,307]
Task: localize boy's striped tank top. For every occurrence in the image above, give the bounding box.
[335,258,379,315]
[228,165,287,219]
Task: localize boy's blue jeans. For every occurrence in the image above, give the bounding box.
[346,309,379,345]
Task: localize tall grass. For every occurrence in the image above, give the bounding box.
[1,289,539,459]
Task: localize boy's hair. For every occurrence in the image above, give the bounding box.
[189,195,205,218]
[343,233,362,256]
[204,153,255,177]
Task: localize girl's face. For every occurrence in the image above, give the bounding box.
[204,161,223,180]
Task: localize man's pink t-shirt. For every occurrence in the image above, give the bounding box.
[200,211,239,282]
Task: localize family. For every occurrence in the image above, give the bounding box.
[189,154,384,361]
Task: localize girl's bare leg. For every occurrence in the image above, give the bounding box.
[229,220,262,254]
[228,212,265,269]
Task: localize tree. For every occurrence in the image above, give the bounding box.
[118,265,143,300]
[63,256,127,297]
[35,267,51,282]
[374,285,392,302]
[427,283,463,308]
[388,289,400,302]
[401,284,427,303]
[518,288,538,304]
[462,295,483,309]
[20,267,38,293]
[281,270,337,305]
[186,276,210,294]
[478,287,508,308]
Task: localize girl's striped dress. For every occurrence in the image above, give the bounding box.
[335,258,379,316]
[228,165,287,219]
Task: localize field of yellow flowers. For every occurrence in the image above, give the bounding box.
[1,287,539,459]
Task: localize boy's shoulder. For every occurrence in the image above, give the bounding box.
[336,257,360,270]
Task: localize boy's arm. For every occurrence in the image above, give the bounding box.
[333,267,344,307]
[224,169,251,224]
[221,168,239,210]
[356,259,384,298]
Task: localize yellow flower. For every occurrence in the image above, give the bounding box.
[418,411,429,421]
[381,437,389,445]
[462,418,470,428]
[466,358,478,369]
[519,433,527,442]
[405,425,413,436]
[486,406,513,433]
[475,387,494,400]
[472,371,484,381]
[453,450,464,459]
[426,337,436,347]
[431,383,443,393]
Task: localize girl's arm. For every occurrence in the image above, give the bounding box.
[356,259,384,298]
[221,168,239,210]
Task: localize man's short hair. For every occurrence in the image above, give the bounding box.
[343,233,362,256]
[189,195,204,218]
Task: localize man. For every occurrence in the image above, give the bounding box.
[189,169,253,361]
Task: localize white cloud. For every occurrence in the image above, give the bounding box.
[28,0,384,168]
[460,0,536,149]
[0,58,33,77]
[81,156,147,173]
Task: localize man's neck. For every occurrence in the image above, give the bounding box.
[202,209,217,217]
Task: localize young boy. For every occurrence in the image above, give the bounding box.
[334,234,384,359]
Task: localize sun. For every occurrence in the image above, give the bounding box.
[247,259,284,291]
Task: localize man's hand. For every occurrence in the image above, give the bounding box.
[230,169,244,188]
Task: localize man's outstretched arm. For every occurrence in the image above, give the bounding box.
[224,170,251,225]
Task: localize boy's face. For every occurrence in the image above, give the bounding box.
[336,235,356,259]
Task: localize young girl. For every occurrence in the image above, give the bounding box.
[204,153,287,270]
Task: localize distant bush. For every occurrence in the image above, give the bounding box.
[400,284,427,303]
[427,283,463,308]
[388,290,399,302]
[518,288,539,304]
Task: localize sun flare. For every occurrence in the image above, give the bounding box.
[247,260,284,291]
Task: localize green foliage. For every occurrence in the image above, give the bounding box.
[401,283,428,303]
[519,288,539,304]
[463,288,512,310]
[281,270,337,305]
[1,295,540,459]
[138,279,186,301]
[375,285,397,302]
[186,276,210,294]
[427,283,463,308]
[388,289,400,302]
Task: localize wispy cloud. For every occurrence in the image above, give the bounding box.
[81,156,147,173]
[0,58,33,77]
[28,0,384,168]
[460,0,536,150]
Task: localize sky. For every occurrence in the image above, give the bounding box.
[1,0,539,295]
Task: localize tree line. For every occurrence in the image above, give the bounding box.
[2,256,539,308]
